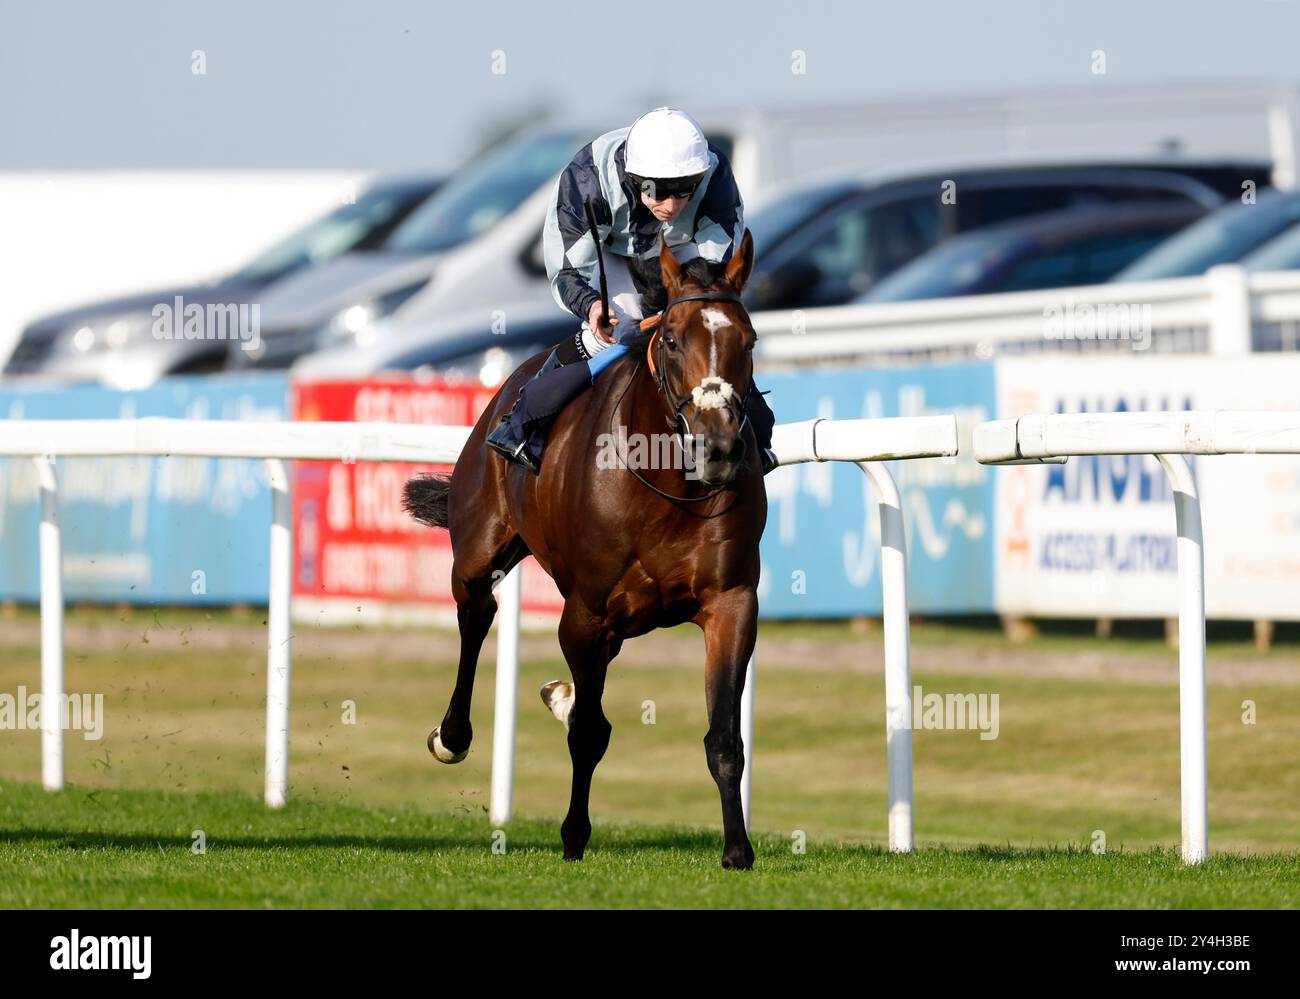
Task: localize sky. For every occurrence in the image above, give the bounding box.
[3,0,1300,173]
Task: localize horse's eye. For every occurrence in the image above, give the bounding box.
[664,335,677,350]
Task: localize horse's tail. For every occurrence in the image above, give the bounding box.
[402,473,453,529]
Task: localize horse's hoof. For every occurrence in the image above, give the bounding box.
[540,680,575,729]
[428,727,469,764]
[721,846,755,871]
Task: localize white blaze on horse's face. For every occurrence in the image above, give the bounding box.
[700,307,730,377]
[672,294,751,486]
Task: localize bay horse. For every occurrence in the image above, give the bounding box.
[403,230,765,869]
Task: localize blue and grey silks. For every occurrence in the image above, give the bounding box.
[506,123,767,465]
[542,125,746,324]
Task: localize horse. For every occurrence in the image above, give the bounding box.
[402,230,766,869]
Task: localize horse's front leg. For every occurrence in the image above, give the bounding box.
[699,587,758,870]
[556,597,616,861]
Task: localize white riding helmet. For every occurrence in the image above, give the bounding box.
[624,107,710,179]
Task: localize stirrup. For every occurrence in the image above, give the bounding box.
[484,348,570,476]
[486,417,540,475]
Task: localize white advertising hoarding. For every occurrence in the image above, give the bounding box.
[994,355,1300,620]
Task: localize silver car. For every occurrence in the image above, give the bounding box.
[230,128,589,370]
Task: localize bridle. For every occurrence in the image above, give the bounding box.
[608,289,756,504]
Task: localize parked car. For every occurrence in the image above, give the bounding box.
[228,127,603,370]
[856,203,1204,303]
[291,301,569,383]
[3,174,442,385]
[1110,188,1300,282]
[743,157,1266,310]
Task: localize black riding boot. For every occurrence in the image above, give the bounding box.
[746,388,779,474]
[486,345,592,474]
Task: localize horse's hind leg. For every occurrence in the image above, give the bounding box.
[428,528,527,764]
[555,598,617,860]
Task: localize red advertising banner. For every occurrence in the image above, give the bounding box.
[291,377,563,619]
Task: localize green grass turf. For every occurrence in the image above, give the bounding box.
[2,781,1297,908]
[0,611,1297,906]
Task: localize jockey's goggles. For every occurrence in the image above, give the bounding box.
[627,173,704,201]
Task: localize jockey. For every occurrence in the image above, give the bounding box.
[486,107,778,476]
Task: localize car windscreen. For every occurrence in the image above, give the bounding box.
[232,182,434,284]
[1242,221,1300,272]
[385,132,584,254]
[859,232,1023,302]
[993,229,1178,293]
[745,182,856,256]
[1112,192,1300,281]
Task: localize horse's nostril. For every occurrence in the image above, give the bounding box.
[706,437,742,464]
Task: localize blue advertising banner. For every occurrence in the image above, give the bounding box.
[758,361,996,618]
[0,375,287,603]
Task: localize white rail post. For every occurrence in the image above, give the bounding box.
[34,456,64,792]
[263,458,292,809]
[741,650,755,831]
[861,461,916,852]
[489,564,522,826]
[1156,453,1209,864]
[1205,265,1252,356]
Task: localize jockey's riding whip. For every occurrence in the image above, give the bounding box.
[583,197,610,331]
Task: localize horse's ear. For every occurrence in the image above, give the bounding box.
[659,235,683,298]
[638,313,662,333]
[724,229,755,292]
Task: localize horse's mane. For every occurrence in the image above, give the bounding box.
[615,256,732,360]
[626,254,728,314]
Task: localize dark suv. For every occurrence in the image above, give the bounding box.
[743,158,1269,310]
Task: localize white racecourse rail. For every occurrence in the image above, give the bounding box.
[2,418,471,809]
[753,266,1300,365]
[1,413,957,852]
[974,409,1300,865]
